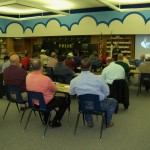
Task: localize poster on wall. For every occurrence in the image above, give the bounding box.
[135,35,150,59]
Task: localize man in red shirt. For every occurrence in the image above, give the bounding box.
[26,58,68,127]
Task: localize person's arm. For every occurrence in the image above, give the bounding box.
[47,78,57,92]
[69,80,76,95]
[99,77,110,98]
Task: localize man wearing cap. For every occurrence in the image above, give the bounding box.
[65,53,76,70]
[139,54,150,91]
[40,49,48,66]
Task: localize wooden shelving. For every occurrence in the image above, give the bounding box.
[0,38,7,54]
[105,35,135,57]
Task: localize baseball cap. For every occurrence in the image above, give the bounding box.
[41,49,46,53]
[68,52,73,57]
[145,54,150,60]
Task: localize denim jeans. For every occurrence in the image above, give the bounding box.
[85,98,117,124]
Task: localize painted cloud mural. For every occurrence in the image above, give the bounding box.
[0,11,150,37]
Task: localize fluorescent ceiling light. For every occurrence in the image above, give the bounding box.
[45,0,74,10]
[97,0,150,12]
[0,0,69,20]
[0,14,65,21]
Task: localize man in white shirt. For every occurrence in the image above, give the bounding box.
[101,57,125,84]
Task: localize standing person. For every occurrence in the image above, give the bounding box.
[112,42,121,61]
[73,51,82,67]
[69,58,117,128]
[26,58,68,127]
[21,52,30,70]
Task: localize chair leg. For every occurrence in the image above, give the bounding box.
[15,103,20,113]
[39,111,44,124]
[99,114,104,141]
[68,110,71,123]
[20,109,26,124]
[43,114,51,138]
[96,115,98,121]
[3,101,11,120]
[74,113,81,135]
[82,113,85,125]
[104,112,107,128]
[24,109,33,131]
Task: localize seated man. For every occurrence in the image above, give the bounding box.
[69,58,117,128]
[115,53,130,79]
[54,56,75,84]
[26,58,68,127]
[136,54,145,68]
[3,54,27,102]
[139,53,150,91]
[101,57,125,85]
[47,52,58,69]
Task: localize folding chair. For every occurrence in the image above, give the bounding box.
[3,85,28,124]
[74,94,106,141]
[137,73,150,96]
[23,91,58,138]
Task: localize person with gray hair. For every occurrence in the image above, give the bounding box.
[101,57,125,85]
[69,58,117,128]
[26,58,68,127]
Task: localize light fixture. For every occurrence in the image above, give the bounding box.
[0,0,69,20]
[97,0,150,12]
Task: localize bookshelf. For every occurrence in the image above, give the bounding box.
[105,35,135,57]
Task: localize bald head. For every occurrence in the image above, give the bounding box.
[118,53,124,60]
[106,57,113,64]
[10,54,20,66]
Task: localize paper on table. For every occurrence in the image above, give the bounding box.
[64,85,70,88]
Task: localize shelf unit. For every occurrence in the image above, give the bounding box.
[0,38,7,54]
[105,35,135,57]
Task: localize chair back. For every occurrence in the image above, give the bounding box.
[109,79,129,103]
[78,94,101,114]
[5,85,23,103]
[45,67,54,79]
[140,73,150,84]
[54,74,67,84]
[27,91,47,111]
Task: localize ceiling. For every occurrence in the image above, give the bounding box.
[0,0,150,20]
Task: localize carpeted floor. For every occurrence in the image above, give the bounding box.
[0,85,150,150]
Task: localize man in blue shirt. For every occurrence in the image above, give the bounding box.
[69,58,117,128]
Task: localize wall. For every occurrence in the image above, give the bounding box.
[0,10,150,37]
